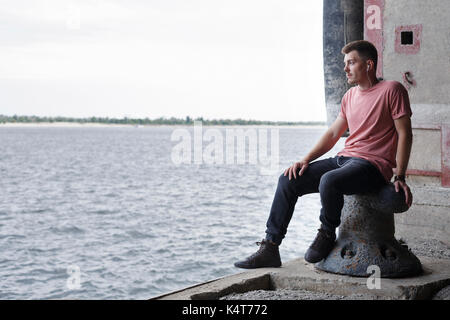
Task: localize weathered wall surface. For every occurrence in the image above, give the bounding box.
[383,1,450,190]
[364,0,450,244]
[323,0,364,127]
[364,0,450,186]
[383,0,450,124]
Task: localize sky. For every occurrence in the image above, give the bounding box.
[0,0,326,122]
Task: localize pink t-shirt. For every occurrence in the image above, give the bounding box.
[337,80,412,182]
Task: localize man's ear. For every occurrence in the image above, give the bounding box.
[367,59,375,72]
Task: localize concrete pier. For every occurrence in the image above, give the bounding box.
[152,255,450,300]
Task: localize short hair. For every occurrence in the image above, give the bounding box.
[341,40,378,71]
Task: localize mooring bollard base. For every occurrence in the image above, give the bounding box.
[315,184,423,278]
[315,236,423,278]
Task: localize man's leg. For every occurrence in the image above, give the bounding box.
[304,157,386,263]
[318,157,386,232]
[234,157,341,269]
[265,157,339,245]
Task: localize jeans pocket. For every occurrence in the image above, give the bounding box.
[337,156,352,167]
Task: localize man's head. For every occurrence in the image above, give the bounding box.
[341,40,378,86]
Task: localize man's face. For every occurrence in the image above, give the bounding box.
[343,50,367,85]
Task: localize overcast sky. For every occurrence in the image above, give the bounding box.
[0,0,326,122]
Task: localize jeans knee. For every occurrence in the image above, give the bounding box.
[278,172,302,192]
[278,173,290,188]
[319,172,338,193]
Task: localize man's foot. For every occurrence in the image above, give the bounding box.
[234,240,282,269]
[304,227,336,263]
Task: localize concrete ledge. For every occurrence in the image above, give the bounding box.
[152,256,450,300]
[270,256,450,300]
[153,268,273,300]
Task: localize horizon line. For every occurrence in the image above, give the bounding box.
[0,114,326,125]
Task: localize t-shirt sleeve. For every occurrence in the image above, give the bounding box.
[390,82,412,119]
[338,92,348,120]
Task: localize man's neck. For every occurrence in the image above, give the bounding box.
[357,76,379,90]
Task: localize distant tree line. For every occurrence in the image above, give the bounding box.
[0,114,325,126]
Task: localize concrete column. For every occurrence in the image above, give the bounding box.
[323,0,364,127]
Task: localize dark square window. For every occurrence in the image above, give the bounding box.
[401,31,413,45]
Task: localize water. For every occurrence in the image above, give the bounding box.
[0,125,344,299]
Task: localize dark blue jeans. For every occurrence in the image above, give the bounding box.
[265,156,387,245]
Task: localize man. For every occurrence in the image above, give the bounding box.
[234,40,413,269]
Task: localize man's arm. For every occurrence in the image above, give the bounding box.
[303,116,348,163]
[393,115,413,207]
[285,116,348,180]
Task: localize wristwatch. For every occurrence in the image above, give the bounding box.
[394,175,406,182]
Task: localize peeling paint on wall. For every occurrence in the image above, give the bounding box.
[364,0,384,78]
[442,125,450,187]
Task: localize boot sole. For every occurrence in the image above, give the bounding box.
[234,262,281,269]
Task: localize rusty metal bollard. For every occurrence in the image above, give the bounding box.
[315,183,423,278]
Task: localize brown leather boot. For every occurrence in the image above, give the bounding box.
[304,226,336,263]
[234,239,282,269]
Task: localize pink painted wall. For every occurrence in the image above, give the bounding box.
[394,24,422,54]
[442,126,450,187]
[364,0,384,79]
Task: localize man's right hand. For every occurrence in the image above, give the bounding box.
[284,160,309,180]
[282,117,347,181]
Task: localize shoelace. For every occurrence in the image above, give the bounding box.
[246,240,267,259]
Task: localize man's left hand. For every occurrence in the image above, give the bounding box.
[394,180,413,208]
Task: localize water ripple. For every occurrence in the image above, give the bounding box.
[0,126,344,299]
[49,226,86,235]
